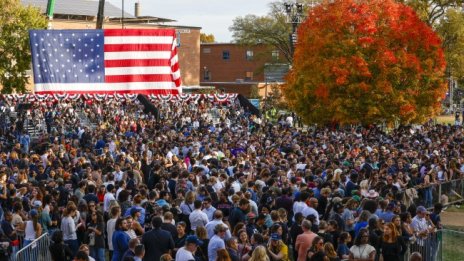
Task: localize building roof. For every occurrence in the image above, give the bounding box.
[21,0,134,18]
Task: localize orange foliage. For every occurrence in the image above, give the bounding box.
[283,0,447,125]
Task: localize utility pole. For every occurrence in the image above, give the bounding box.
[96,0,105,29]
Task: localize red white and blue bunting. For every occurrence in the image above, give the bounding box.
[1,94,238,103]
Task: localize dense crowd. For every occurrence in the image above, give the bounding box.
[0,96,460,261]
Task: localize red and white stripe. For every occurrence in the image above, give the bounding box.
[103,29,181,94]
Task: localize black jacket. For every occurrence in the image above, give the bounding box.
[141,228,175,261]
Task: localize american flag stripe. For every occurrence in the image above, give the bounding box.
[103,29,174,37]
[105,66,172,75]
[104,44,173,52]
[105,36,174,44]
[106,74,173,83]
[104,59,169,67]
[104,51,171,60]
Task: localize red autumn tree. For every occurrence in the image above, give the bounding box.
[283,0,447,125]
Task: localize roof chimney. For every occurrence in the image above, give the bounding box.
[134,2,141,17]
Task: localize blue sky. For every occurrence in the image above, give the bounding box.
[107,0,275,42]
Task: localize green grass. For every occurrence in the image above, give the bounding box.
[435,115,455,125]
[442,230,464,261]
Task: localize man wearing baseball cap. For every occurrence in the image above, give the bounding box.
[411,206,433,255]
[176,235,203,261]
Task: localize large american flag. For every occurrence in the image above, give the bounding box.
[29,29,181,94]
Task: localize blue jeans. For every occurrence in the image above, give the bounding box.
[65,239,79,257]
[424,187,433,208]
[90,247,105,261]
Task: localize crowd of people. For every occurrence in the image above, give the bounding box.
[0,95,460,261]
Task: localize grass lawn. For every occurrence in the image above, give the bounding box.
[435,115,455,125]
[442,229,464,261]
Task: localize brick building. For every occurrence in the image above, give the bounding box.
[21,0,200,91]
[200,43,289,96]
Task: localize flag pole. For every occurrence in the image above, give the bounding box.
[46,0,56,29]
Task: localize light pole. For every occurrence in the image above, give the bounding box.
[121,0,125,29]
[284,1,305,56]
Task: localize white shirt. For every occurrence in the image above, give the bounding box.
[61,216,77,241]
[293,201,307,216]
[205,219,231,240]
[176,246,195,261]
[411,215,429,245]
[189,209,209,231]
[301,206,320,225]
[107,218,117,250]
[113,170,124,182]
[203,206,217,221]
[103,192,116,212]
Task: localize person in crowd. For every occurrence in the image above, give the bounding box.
[133,244,145,261]
[217,248,232,261]
[190,199,209,231]
[249,246,270,261]
[206,211,232,239]
[266,233,289,261]
[208,224,228,261]
[121,238,140,260]
[380,222,407,261]
[306,236,326,261]
[112,218,131,261]
[295,220,317,261]
[195,226,209,261]
[49,230,74,261]
[176,235,203,261]
[175,221,188,251]
[349,228,376,261]
[324,242,340,261]
[107,206,121,260]
[226,237,239,261]
[141,216,174,261]
[87,211,105,261]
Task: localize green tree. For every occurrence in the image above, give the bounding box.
[0,0,47,93]
[229,0,321,63]
[398,0,463,26]
[436,9,464,81]
[200,33,215,43]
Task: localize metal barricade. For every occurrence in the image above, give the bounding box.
[14,233,50,261]
[409,232,440,261]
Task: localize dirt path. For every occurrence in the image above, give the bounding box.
[441,211,464,228]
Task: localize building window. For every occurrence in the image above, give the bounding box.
[245,71,253,81]
[223,50,230,60]
[203,67,210,81]
[246,50,254,61]
[272,50,279,61]
[203,48,211,54]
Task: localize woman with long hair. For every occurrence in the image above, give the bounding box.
[195,226,209,261]
[380,222,407,261]
[267,233,289,261]
[87,211,105,261]
[324,242,340,261]
[61,203,83,256]
[249,246,269,261]
[349,228,375,261]
[24,209,42,246]
[307,236,327,261]
[217,248,232,261]
[237,229,252,259]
